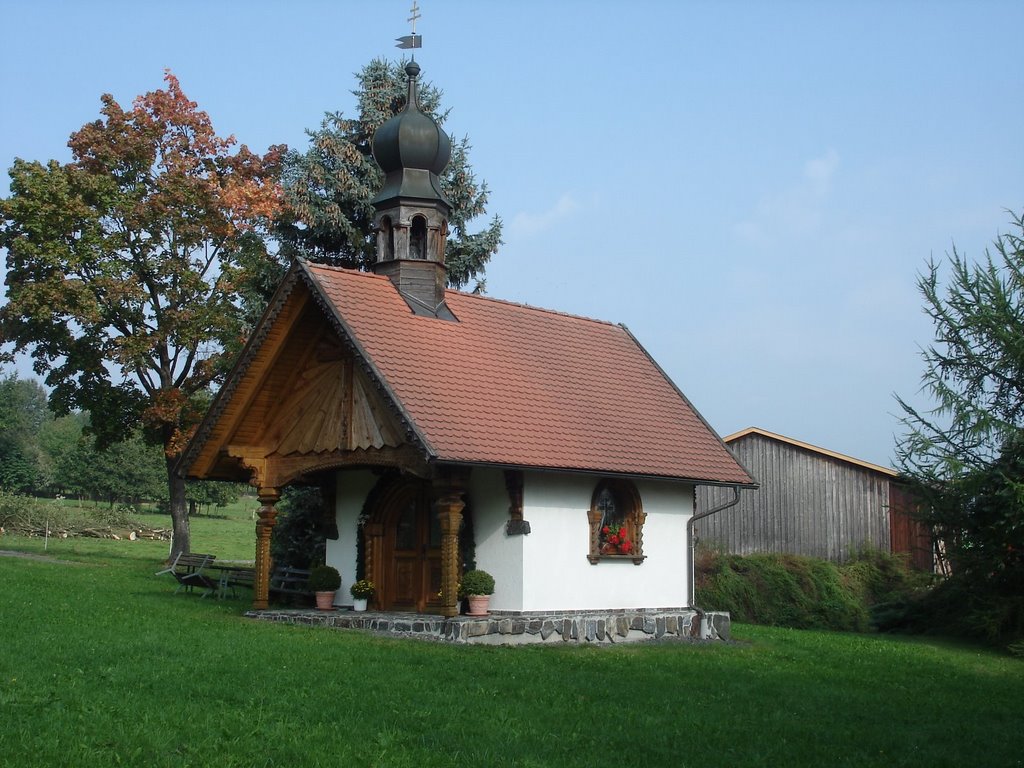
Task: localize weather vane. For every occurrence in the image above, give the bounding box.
[396,0,423,51]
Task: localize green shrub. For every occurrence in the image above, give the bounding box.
[0,492,65,531]
[458,569,495,597]
[696,546,926,633]
[91,504,144,529]
[0,491,38,527]
[877,574,1024,647]
[307,565,341,592]
[270,487,327,569]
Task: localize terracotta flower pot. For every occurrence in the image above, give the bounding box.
[315,590,336,610]
[466,594,491,616]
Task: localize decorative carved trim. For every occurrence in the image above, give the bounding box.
[266,445,430,488]
[435,490,465,618]
[586,507,603,565]
[506,519,531,536]
[253,487,280,610]
[179,268,303,475]
[504,470,530,536]
[226,447,269,489]
[220,445,429,491]
[298,264,433,463]
[432,467,470,617]
[587,479,646,565]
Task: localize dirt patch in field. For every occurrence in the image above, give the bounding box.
[0,550,90,566]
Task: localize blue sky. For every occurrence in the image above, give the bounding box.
[1,0,1021,467]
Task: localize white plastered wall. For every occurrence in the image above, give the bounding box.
[325,469,377,606]
[515,472,694,612]
[470,468,524,611]
[325,467,694,614]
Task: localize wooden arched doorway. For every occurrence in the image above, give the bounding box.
[370,478,444,613]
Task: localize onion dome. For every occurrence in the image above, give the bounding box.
[370,61,452,208]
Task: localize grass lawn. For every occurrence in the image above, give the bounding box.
[24,495,261,561]
[1,540,1021,767]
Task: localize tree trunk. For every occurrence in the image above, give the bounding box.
[166,455,190,559]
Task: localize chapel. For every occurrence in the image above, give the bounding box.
[180,59,755,636]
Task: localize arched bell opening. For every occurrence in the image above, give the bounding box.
[410,215,428,260]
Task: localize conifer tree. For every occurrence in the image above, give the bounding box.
[896,210,1024,643]
[277,58,502,292]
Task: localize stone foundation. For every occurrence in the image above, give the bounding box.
[245,607,730,645]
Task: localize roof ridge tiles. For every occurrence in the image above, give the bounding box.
[305,261,620,329]
[445,290,621,328]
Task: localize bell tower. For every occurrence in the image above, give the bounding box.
[370,60,454,319]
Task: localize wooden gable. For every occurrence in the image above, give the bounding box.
[184,278,419,488]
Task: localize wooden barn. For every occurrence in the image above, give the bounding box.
[696,427,933,570]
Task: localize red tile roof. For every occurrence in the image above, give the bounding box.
[305,263,753,485]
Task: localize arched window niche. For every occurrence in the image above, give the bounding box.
[380,215,395,261]
[587,479,646,564]
[409,215,428,260]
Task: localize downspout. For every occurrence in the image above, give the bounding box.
[688,485,742,639]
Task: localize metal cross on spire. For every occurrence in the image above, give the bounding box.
[396,0,423,51]
[408,0,421,33]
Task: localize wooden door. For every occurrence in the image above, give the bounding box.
[383,487,443,613]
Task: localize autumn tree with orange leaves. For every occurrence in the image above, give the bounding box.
[0,72,283,558]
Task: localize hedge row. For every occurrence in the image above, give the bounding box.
[695,547,931,633]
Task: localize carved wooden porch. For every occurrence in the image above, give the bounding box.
[178,272,465,613]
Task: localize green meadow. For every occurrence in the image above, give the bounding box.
[1,518,1021,768]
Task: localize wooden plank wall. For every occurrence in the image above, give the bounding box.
[888,483,935,571]
[695,434,891,562]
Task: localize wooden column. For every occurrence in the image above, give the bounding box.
[435,489,465,618]
[253,487,280,610]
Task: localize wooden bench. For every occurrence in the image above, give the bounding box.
[156,552,219,598]
[213,565,256,600]
[268,566,313,605]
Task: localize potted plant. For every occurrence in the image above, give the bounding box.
[307,565,341,610]
[458,569,495,616]
[600,524,634,555]
[349,579,375,612]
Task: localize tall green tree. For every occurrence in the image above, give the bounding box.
[37,411,87,495]
[277,58,502,292]
[64,428,167,507]
[896,210,1024,482]
[0,374,48,493]
[896,210,1024,643]
[185,480,244,517]
[0,72,283,558]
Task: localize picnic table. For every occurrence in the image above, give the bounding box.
[209,563,256,599]
[156,554,255,600]
[156,552,219,598]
